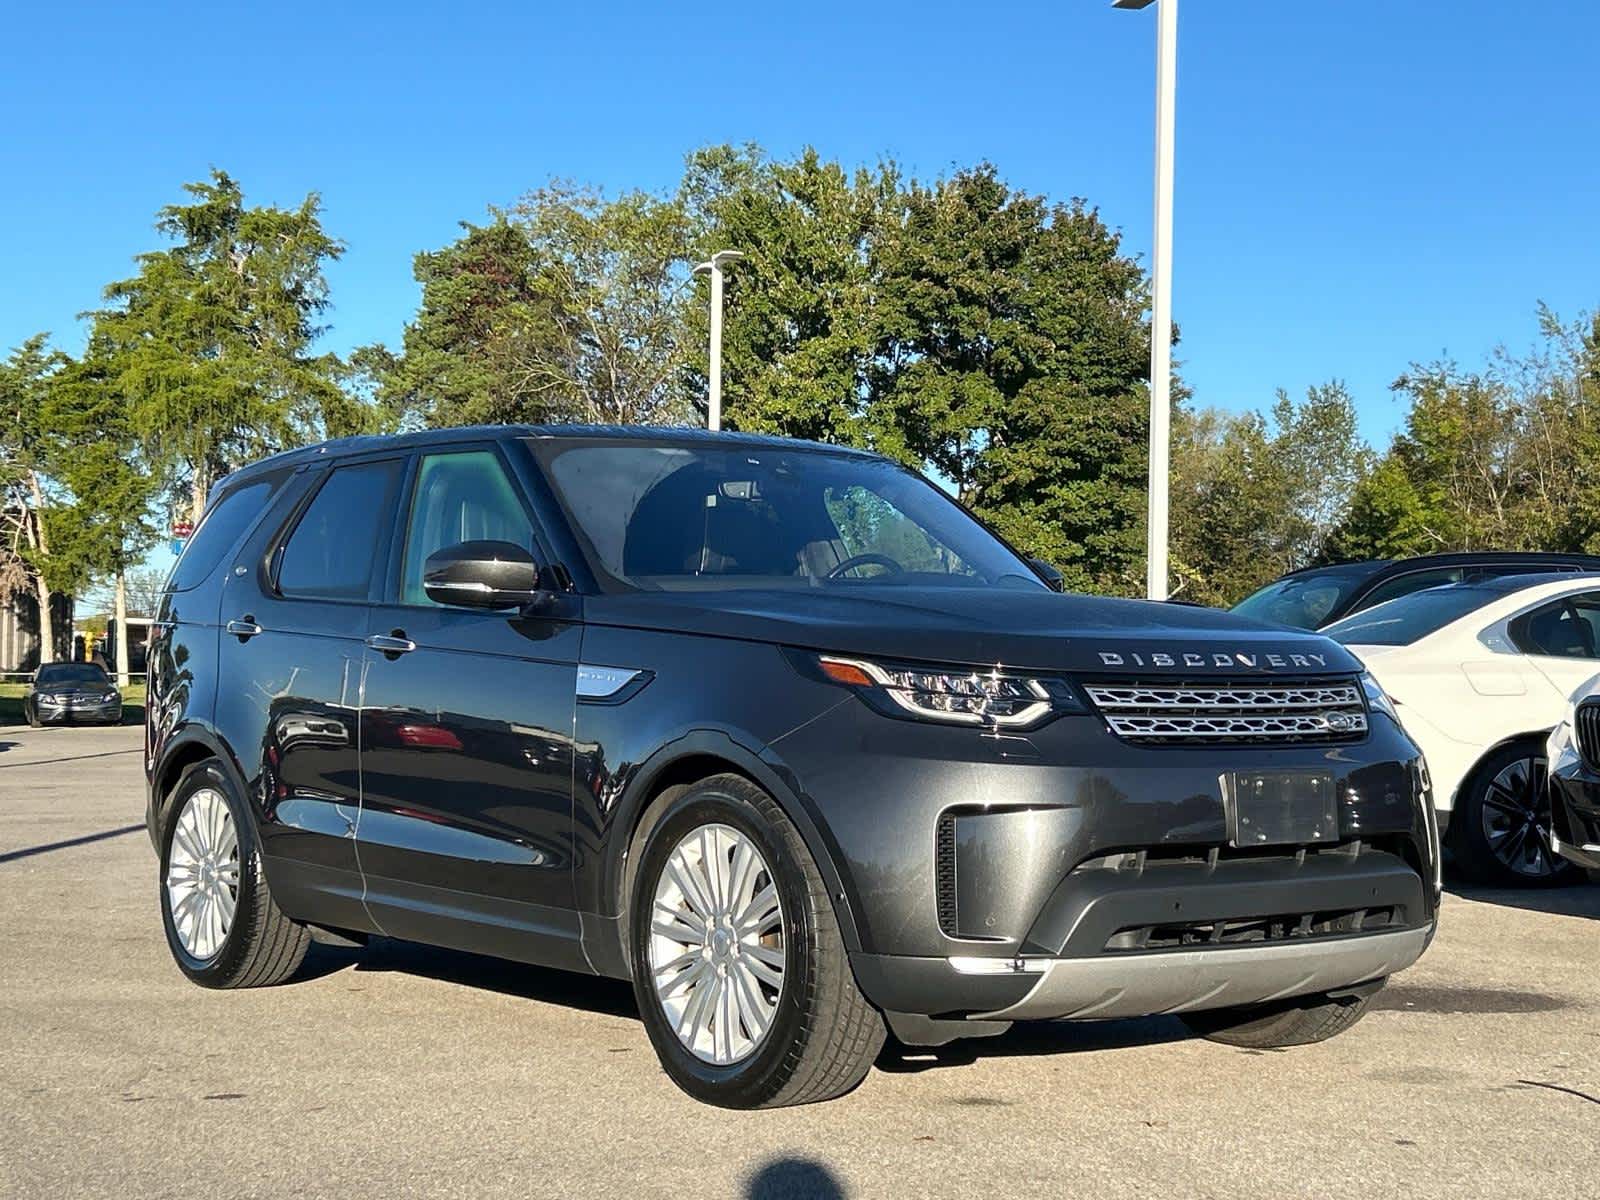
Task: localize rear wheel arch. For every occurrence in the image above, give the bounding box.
[152,729,252,837]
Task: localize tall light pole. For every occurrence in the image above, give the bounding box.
[693,249,744,431]
[1115,0,1178,601]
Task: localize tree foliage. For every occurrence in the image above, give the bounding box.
[90,170,356,522]
[680,148,1153,592]
[1171,383,1371,606]
[1327,310,1600,561]
[365,185,695,429]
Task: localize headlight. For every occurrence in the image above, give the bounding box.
[1360,671,1399,721]
[814,654,1081,729]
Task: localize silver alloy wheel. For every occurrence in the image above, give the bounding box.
[1480,755,1557,878]
[165,787,241,961]
[648,822,785,1065]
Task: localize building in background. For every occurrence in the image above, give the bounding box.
[0,591,73,674]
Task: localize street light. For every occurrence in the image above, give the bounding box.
[693,249,745,432]
[1115,0,1178,601]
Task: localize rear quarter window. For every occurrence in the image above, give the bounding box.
[168,475,283,592]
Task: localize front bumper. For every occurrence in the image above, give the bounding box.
[1547,723,1600,871]
[772,696,1439,1023]
[33,698,122,724]
[974,924,1430,1021]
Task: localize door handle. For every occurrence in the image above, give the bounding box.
[366,632,416,657]
[226,617,262,640]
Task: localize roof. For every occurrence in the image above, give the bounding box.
[1283,549,1600,580]
[217,424,882,492]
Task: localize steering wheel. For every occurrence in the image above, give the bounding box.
[826,553,904,579]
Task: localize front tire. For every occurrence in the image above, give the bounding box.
[1181,981,1383,1048]
[159,760,310,988]
[1449,741,1580,888]
[26,701,40,728]
[628,774,885,1108]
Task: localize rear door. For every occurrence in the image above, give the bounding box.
[355,443,587,971]
[1510,591,1600,703]
[213,455,405,931]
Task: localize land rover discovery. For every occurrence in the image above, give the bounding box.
[145,426,1440,1108]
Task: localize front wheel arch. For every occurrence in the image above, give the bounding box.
[601,733,864,975]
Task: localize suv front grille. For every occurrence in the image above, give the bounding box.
[1082,679,1367,744]
[1576,700,1600,771]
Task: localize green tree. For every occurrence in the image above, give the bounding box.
[367,186,695,429]
[680,144,896,444]
[1327,311,1600,560]
[1171,383,1371,605]
[44,344,163,636]
[871,168,1152,593]
[90,170,358,524]
[0,335,86,659]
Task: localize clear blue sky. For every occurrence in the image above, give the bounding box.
[6,0,1598,454]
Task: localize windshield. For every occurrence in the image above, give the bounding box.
[531,440,1045,593]
[36,663,110,685]
[1231,573,1364,629]
[1323,586,1497,647]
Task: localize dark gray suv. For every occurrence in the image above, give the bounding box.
[145,425,1440,1108]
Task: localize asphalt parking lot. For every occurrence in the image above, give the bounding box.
[2,724,1596,1199]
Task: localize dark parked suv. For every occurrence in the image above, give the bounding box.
[1232,552,1600,630]
[146,426,1440,1108]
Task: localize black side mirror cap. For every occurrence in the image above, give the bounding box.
[1030,557,1066,592]
[422,540,543,610]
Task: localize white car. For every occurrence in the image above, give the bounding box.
[1323,573,1600,887]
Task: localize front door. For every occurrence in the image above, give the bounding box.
[356,445,586,971]
[214,456,405,932]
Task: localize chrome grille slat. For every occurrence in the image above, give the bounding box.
[1083,680,1367,744]
[1576,701,1600,770]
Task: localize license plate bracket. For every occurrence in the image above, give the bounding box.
[1226,769,1338,847]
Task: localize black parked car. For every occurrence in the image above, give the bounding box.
[1232,552,1600,631]
[25,661,122,727]
[145,426,1439,1108]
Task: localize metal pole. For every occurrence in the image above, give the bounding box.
[1145,0,1178,601]
[708,261,724,432]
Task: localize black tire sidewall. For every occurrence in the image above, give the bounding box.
[158,760,265,985]
[628,781,818,1108]
[1453,742,1579,887]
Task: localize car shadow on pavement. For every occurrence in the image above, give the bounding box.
[325,936,639,1017]
[744,1158,847,1199]
[1445,880,1600,921]
[876,1014,1193,1074]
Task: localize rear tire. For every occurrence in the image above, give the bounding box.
[1449,741,1580,888]
[159,760,310,988]
[1181,981,1382,1048]
[628,774,885,1108]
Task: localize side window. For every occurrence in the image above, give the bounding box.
[399,450,535,605]
[1357,567,1463,612]
[168,477,280,591]
[277,461,400,600]
[1511,597,1600,660]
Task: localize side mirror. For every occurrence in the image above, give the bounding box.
[422,540,543,610]
[1030,557,1066,592]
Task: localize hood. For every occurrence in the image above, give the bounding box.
[585,586,1363,677]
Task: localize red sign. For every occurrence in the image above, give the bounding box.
[171,519,195,540]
